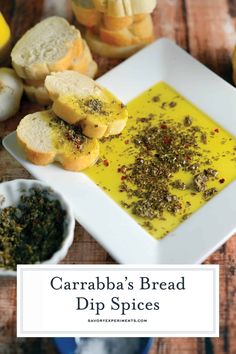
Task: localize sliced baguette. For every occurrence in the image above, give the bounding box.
[24,56,98,106]
[93,0,157,16]
[85,29,152,58]
[129,14,154,40]
[100,14,154,46]
[23,83,51,106]
[45,70,128,138]
[85,60,98,78]
[11,16,83,80]
[103,14,133,30]
[72,0,95,8]
[24,78,45,87]
[17,110,99,171]
[72,1,100,27]
[24,60,98,106]
[99,26,135,46]
[70,40,93,74]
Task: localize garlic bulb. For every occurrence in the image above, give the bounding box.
[0,68,23,121]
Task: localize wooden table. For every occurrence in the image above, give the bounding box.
[0,1,236,353]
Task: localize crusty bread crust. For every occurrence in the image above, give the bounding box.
[17,110,100,171]
[11,17,83,80]
[100,14,154,47]
[103,14,133,30]
[85,29,153,58]
[92,0,157,16]
[99,26,135,46]
[130,14,153,39]
[133,14,147,22]
[85,60,98,78]
[72,2,101,27]
[17,135,55,165]
[24,83,51,105]
[70,41,92,74]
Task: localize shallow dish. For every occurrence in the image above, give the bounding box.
[0,179,75,276]
[3,38,236,264]
[54,337,153,354]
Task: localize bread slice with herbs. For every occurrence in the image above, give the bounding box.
[11,16,83,80]
[23,59,98,106]
[17,110,99,171]
[45,71,128,138]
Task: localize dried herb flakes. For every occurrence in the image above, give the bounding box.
[0,188,66,270]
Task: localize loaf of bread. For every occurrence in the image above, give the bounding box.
[17,110,99,171]
[11,16,83,80]
[45,70,128,138]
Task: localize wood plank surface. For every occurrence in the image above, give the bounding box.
[0,1,236,353]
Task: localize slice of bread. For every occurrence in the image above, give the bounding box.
[103,14,133,30]
[85,60,98,78]
[99,26,135,46]
[23,82,51,106]
[133,14,146,22]
[93,0,157,16]
[17,110,99,171]
[85,29,152,58]
[11,16,83,80]
[70,40,93,74]
[129,14,154,40]
[45,71,128,138]
[24,78,45,87]
[72,2,101,27]
[100,14,154,47]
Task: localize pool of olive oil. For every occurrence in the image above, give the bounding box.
[85,82,236,239]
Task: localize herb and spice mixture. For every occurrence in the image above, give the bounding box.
[86,82,236,239]
[0,188,66,270]
[49,115,86,153]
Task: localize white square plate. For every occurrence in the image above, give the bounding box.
[3,38,236,264]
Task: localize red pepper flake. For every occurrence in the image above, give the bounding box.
[214,128,219,133]
[219,178,225,184]
[124,140,129,144]
[121,176,127,181]
[160,124,168,129]
[117,167,121,173]
[186,155,192,160]
[163,137,172,145]
[103,159,109,167]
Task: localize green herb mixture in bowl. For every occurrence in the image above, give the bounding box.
[0,179,75,275]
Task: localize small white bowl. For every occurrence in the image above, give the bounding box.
[0,179,75,276]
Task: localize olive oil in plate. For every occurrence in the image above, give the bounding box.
[85,82,236,239]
